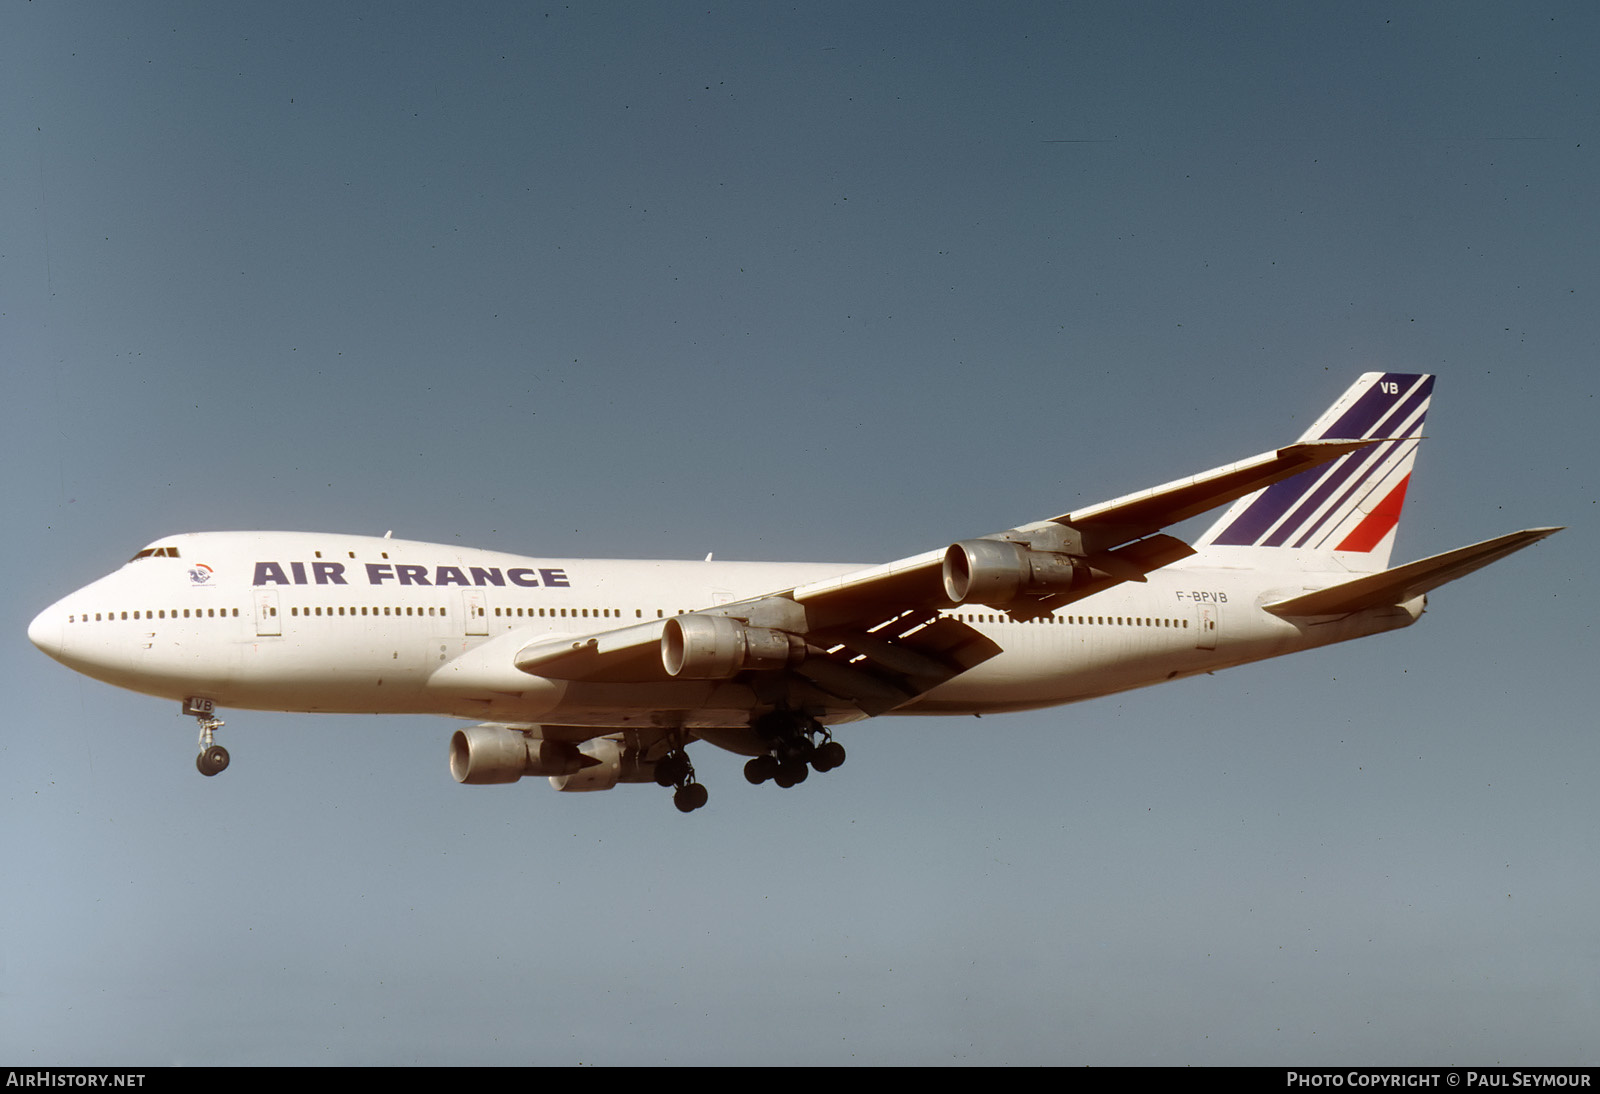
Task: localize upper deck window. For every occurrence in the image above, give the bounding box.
[129,546,181,562]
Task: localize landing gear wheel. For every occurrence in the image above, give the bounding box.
[187,699,229,777]
[659,747,708,812]
[196,744,230,777]
[673,782,709,813]
[655,752,692,788]
[747,709,842,789]
[773,760,809,788]
[812,741,846,772]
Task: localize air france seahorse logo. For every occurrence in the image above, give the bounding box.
[188,563,215,586]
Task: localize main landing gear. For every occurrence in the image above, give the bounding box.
[185,697,229,777]
[655,747,709,813]
[743,710,846,789]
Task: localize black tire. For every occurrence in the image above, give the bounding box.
[655,753,689,787]
[814,741,846,771]
[196,745,230,777]
[674,782,708,812]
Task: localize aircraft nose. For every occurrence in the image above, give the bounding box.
[28,603,65,660]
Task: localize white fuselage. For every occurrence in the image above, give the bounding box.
[28,531,1421,732]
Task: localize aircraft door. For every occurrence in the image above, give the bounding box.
[462,589,489,636]
[1195,603,1218,650]
[254,589,282,636]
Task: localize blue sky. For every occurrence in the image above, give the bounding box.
[3,1,1596,1065]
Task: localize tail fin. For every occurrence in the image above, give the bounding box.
[1194,372,1434,572]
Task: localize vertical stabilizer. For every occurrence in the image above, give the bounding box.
[1194,373,1433,572]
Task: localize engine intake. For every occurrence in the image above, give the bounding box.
[661,614,806,679]
[942,539,1082,605]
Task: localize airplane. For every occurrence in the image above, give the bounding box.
[28,373,1559,813]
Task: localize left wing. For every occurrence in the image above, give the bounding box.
[510,439,1375,717]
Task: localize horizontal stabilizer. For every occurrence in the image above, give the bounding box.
[1263,527,1561,616]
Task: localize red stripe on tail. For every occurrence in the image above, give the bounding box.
[1336,475,1411,553]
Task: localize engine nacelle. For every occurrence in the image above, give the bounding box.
[942,539,1082,605]
[451,726,656,791]
[549,738,658,792]
[661,614,806,679]
[449,724,587,785]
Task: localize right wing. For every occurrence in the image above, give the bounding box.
[786,438,1377,625]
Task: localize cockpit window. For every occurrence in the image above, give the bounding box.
[129,546,181,562]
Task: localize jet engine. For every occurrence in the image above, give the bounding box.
[942,539,1083,605]
[449,724,589,785]
[547,737,659,792]
[661,614,806,679]
[450,726,657,790]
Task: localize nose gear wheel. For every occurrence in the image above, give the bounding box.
[186,699,229,777]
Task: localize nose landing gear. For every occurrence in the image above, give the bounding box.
[184,697,229,777]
